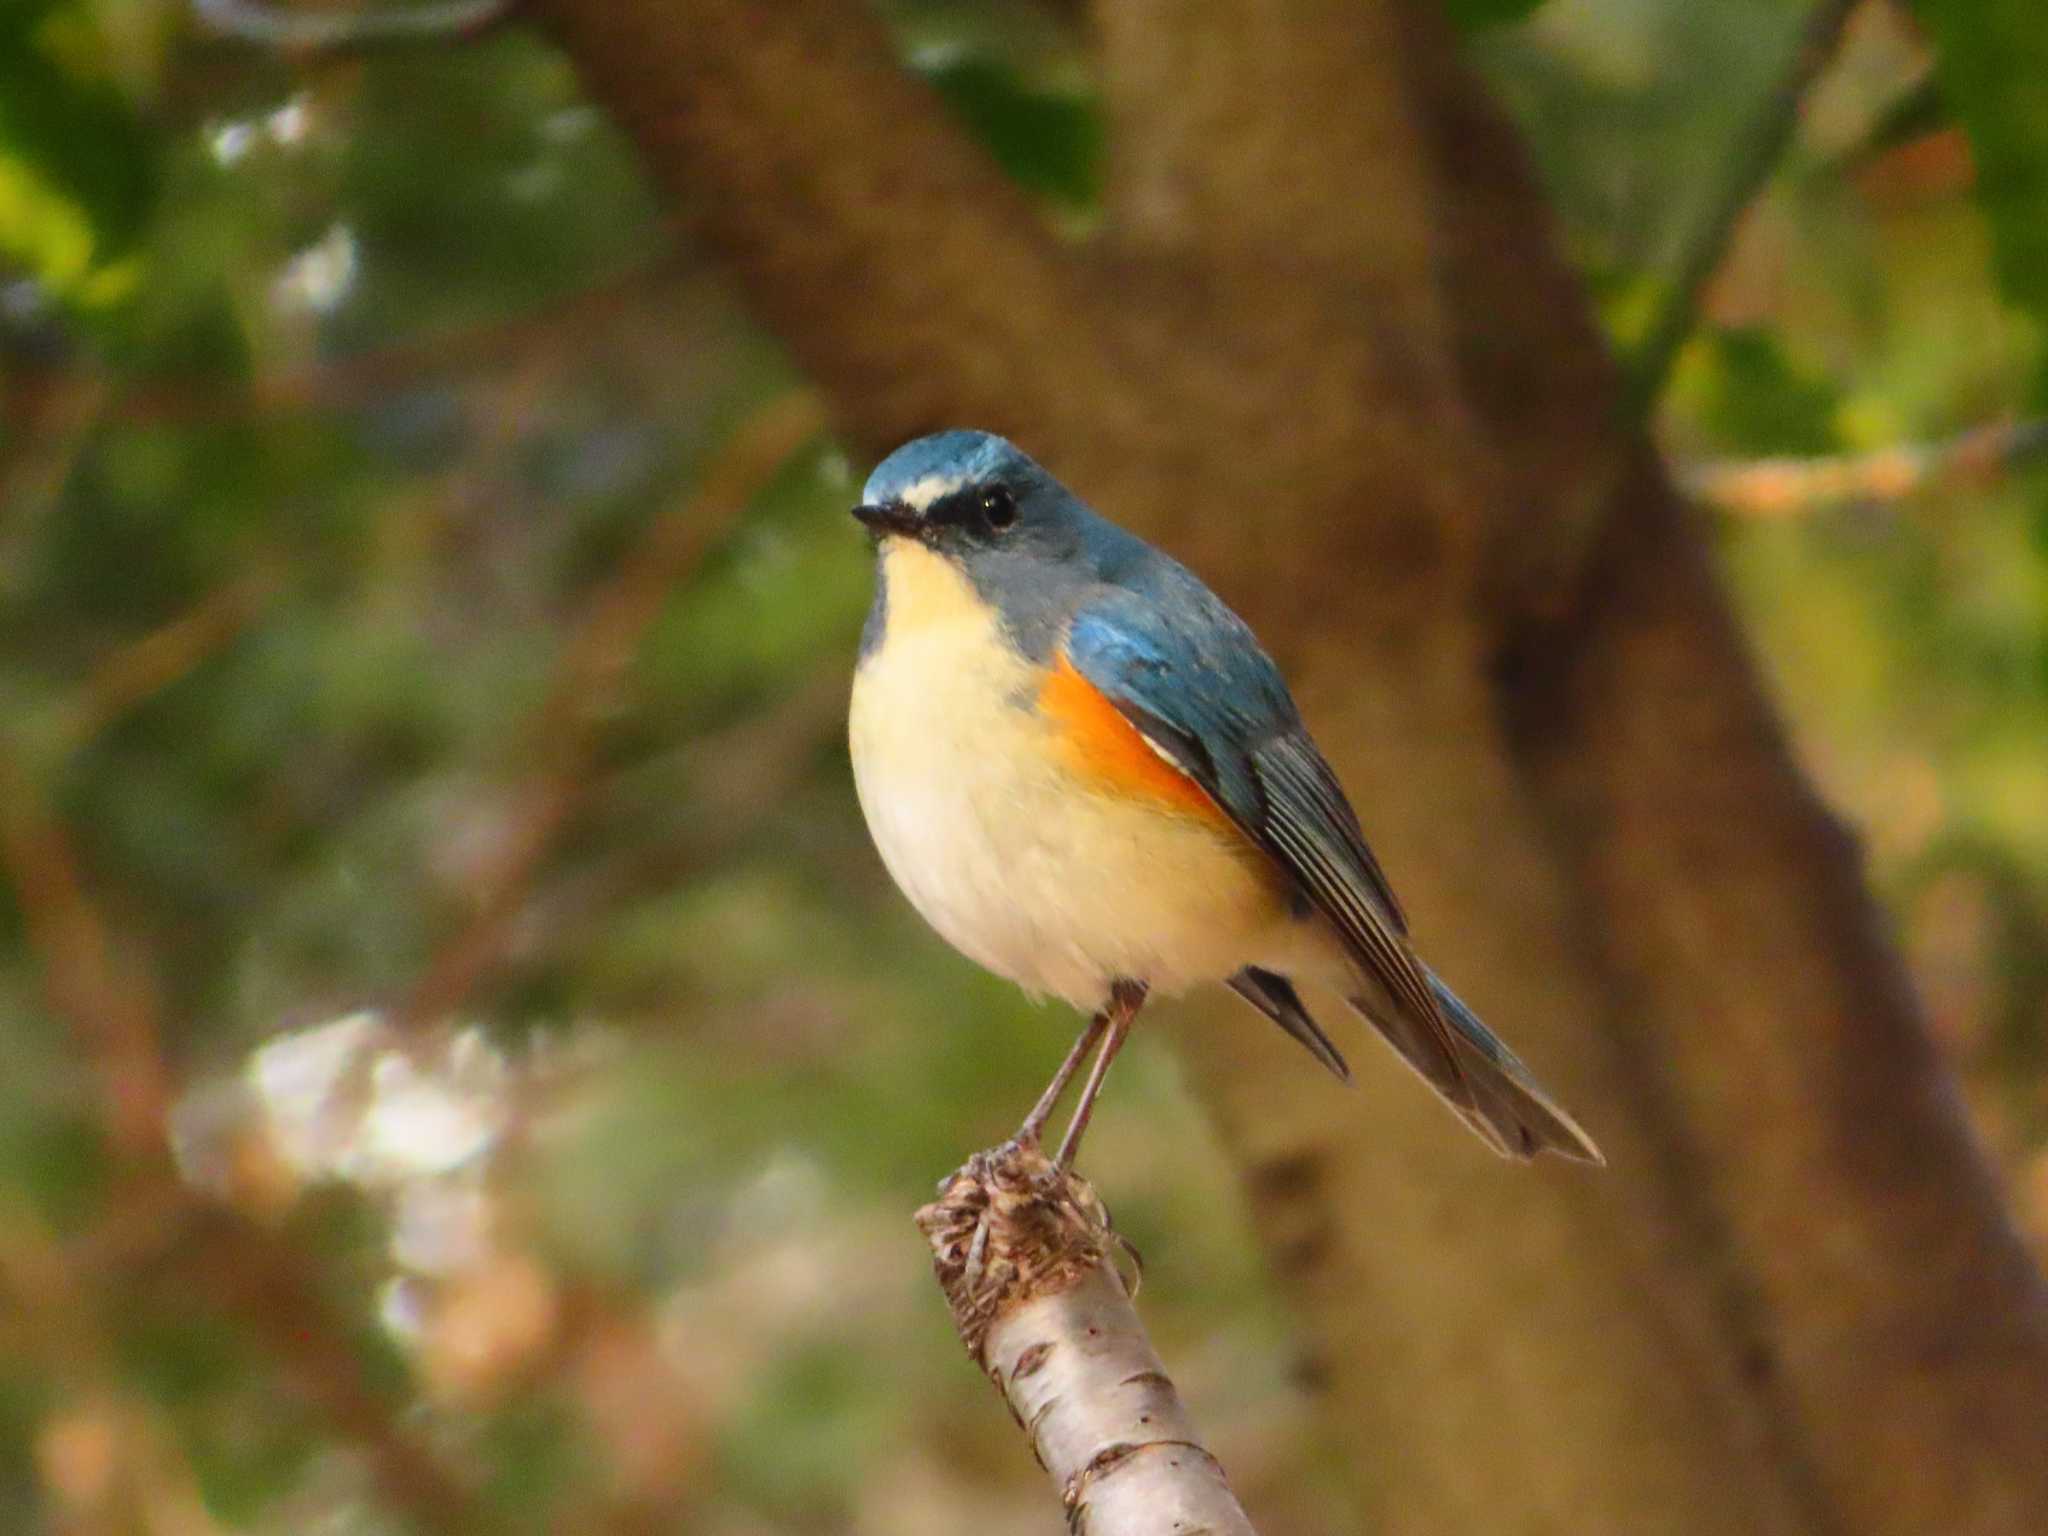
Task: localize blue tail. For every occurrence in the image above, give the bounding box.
[1417,965,1603,1164]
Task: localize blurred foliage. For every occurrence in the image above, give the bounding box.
[1,0,2046,1532]
[1913,0,2048,401]
[0,1,156,312]
[1683,325,1845,455]
[924,55,1100,212]
[1444,0,1551,31]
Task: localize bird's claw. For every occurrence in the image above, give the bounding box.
[962,1205,993,1292]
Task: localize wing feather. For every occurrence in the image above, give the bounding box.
[1064,598,1469,1104]
[1253,733,1406,932]
[1253,748,1450,1054]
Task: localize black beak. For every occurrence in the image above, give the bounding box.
[851,501,923,540]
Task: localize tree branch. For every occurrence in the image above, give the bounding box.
[1626,0,1864,413]
[55,565,283,755]
[0,756,172,1164]
[0,1201,227,1535]
[394,388,825,1035]
[1089,0,1494,599]
[1097,0,1441,292]
[1498,473,2048,1536]
[12,256,689,427]
[1683,416,2048,515]
[524,0,1141,474]
[0,744,501,1536]
[1385,0,1642,624]
[192,0,511,50]
[149,1206,504,1536]
[917,1143,1258,1535]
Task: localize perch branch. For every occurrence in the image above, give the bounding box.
[917,1142,1258,1535]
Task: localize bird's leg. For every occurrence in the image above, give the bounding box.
[1055,979,1148,1168]
[1015,1011,1109,1147]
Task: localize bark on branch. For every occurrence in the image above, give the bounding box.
[918,1143,1257,1535]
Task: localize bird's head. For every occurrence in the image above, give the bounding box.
[852,430,1072,557]
[853,431,1128,659]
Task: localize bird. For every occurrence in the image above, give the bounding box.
[847,430,1602,1168]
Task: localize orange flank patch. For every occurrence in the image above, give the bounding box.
[1036,652,1231,825]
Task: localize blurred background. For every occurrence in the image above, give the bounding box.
[1,1,2043,1532]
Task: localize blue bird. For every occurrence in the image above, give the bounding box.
[848,430,1602,1166]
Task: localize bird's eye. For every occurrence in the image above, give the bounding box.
[980,484,1018,532]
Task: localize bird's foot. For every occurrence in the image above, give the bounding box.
[962,1203,994,1292]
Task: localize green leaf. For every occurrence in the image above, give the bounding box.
[1914,0,2048,399]
[0,1,156,309]
[920,57,1100,209]
[1678,326,1843,456]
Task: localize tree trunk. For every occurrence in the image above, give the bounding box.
[526,1,2048,1531]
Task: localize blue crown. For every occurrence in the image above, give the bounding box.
[862,430,1025,507]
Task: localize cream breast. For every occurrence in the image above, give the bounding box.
[849,540,1312,1008]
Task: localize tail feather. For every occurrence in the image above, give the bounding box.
[1347,964,1603,1165]
[1228,966,1352,1083]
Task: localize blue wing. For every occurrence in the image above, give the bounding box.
[1064,585,1450,1047]
[1064,577,1603,1162]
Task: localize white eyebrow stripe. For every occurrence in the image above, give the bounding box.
[897,473,966,512]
